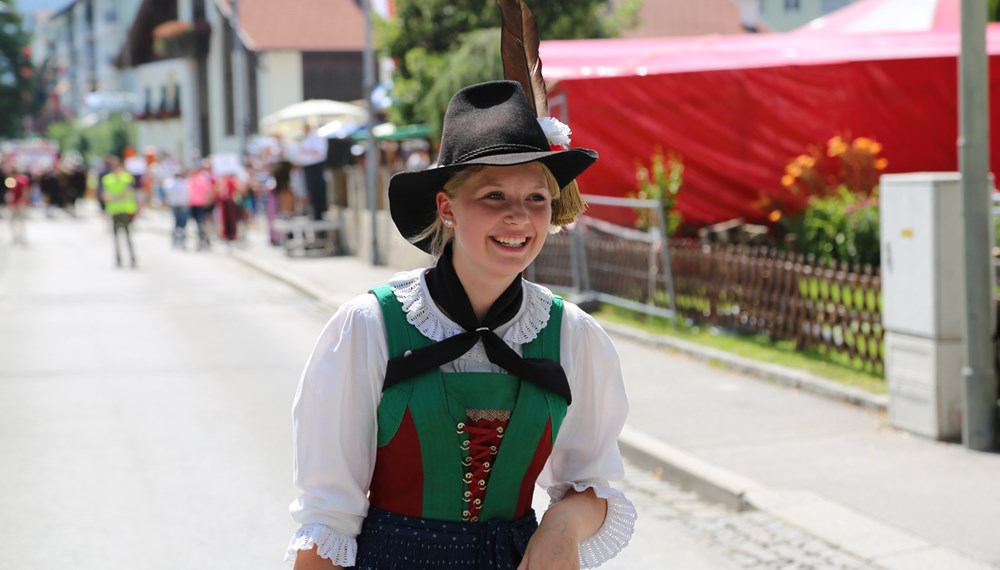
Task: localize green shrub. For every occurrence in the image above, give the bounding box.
[798,185,880,267]
[632,146,683,235]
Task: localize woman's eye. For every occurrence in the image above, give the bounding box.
[485,192,504,200]
[529,194,548,202]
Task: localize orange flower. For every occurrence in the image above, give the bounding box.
[768,209,783,223]
[785,163,803,178]
[853,137,874,152]
[795,155,815,169]
[870,141,883,155]
[827,136,848,157]
[781,174,796,187]
[875,157,889,170]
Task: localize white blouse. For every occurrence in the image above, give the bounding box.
[285,269,636,568]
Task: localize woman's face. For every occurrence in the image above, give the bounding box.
[437,163,553,284]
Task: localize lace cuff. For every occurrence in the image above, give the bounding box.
[284,524,357,567]
[547,481,638,569]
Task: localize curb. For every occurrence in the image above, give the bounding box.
[598,320,888,412]
[618,424,996,570]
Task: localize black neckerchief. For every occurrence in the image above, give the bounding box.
[382,245,572,404]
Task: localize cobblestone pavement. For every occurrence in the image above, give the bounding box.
[619,460,877,570]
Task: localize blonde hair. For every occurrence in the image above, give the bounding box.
[410,163,588,258]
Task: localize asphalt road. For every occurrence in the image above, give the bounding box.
[0,206,873,569]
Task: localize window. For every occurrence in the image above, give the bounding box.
[302,52,363,102]
[784,0,801,13]
[821,0,851,13]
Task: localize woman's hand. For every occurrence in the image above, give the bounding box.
[517,488,607,570]
[293,545,342,570]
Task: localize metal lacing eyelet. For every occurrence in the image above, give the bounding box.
[456,422,465,433]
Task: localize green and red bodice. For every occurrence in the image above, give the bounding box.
[368,285,567,523]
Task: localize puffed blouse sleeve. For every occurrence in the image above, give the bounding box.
[537,300,637,568]
[284,293,387,567]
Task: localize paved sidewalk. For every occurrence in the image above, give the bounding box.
[142,210,1000,569]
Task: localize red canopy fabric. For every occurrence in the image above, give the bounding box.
[541,24,1000,226]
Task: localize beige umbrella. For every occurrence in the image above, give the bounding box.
[259,99,368,139]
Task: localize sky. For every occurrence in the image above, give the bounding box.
[14,0,71,16]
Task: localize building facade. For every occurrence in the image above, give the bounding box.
[30,0,142,121]
[119,0,366,161]
[758,0,857,32]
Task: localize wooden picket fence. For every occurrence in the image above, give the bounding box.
[669,240,884,371]
[531,231,885,371]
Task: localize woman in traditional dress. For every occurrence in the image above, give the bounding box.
[286,81,635,570]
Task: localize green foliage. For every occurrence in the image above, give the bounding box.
[793,185,880,267]
[991,0,1000,21]
[45,115,134,162]
[0,0,34,138]
[631,147,683,236]
[418,28,504,140]
[379,0,641,127]
[776,135,886,267]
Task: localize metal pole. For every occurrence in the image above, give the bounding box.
[653,200,678,320]
[362,0,381,265]
[230,0,247,152]
[959,0,997,450]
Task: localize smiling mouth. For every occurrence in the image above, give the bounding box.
[492,236,528,248]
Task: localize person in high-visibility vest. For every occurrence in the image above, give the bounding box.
[102,157,139,268]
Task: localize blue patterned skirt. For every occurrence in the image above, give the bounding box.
[352,507,538,569]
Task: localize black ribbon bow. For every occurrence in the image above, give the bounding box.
[383,246,571,404]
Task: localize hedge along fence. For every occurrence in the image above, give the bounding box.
[531,230,884,372]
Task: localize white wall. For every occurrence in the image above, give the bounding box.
[256,50,303,129]
[135,58,199,161]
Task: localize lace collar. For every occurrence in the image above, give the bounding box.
[387,268,554,362]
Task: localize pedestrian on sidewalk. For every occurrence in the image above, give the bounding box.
[186,162,214,251]
[101,157,139,268]
[296,121,329,221]
[5,170,30,246]
[162,167,190,249]
[286,81,635,570]
[216,172,243,244]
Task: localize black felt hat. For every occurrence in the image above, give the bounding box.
[388,80,598,253]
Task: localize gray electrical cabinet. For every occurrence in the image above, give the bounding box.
[880,173,966,441]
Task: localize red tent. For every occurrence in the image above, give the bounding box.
[540,0,1000,226]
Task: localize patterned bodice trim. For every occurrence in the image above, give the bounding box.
[387,269,554,364]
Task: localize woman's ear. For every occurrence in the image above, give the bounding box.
[435,191,453,221]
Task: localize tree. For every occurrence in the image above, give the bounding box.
[0,0,34,138]
[378,0,640,128]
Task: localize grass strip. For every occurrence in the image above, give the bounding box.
[597,306,887,395]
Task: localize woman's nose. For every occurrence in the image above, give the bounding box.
[504,201,528,223]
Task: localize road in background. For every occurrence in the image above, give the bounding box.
[0,206,872,569]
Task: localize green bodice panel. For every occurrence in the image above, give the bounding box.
[370,284,567,522]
